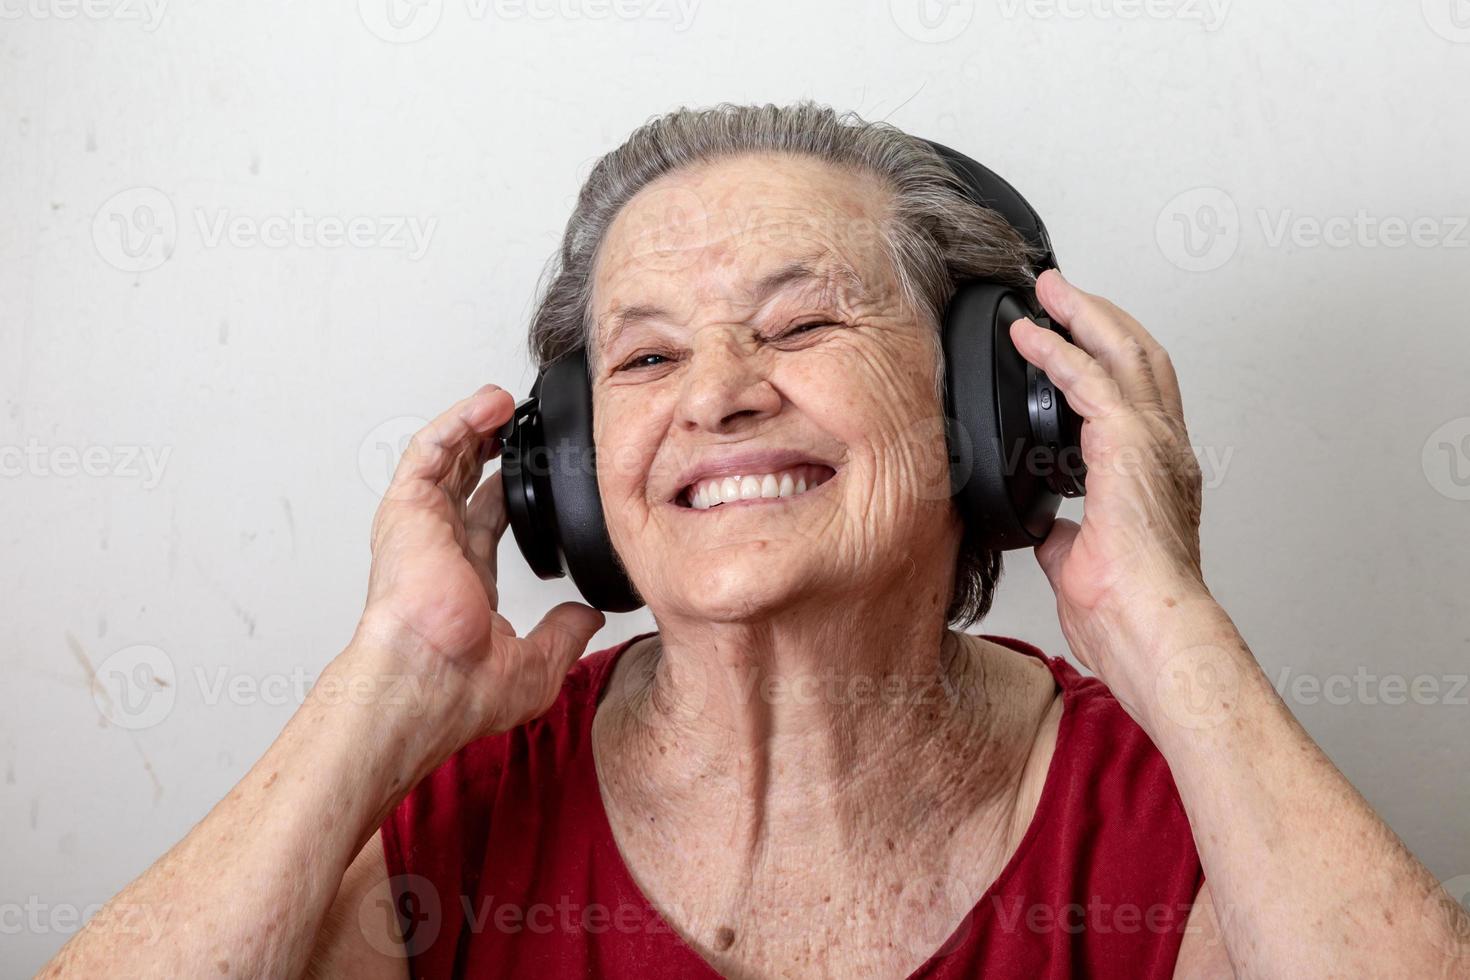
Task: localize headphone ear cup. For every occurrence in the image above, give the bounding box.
[538,351,645,613]
[942,281,1070,551]
[497,383,563,581]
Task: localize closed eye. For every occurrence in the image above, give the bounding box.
[776,319,840,341]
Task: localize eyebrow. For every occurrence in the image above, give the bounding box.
[596,253,865,354]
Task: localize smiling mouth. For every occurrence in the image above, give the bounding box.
[677,464,838,510]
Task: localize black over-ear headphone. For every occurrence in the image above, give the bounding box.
[497,139,1086,613]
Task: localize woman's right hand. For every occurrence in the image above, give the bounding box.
[347,383,606,761]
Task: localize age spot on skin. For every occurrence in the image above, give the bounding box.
[714,926,736,950]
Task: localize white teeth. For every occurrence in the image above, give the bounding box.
[686,467,830,510]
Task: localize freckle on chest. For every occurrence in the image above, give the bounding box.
[714,925,736,950]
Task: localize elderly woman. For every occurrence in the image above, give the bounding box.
[46,104,1465,978]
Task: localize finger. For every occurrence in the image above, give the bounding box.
[1041,269,1185,419]
[1034,517,1080,596]
[1034,271,1170,413]
[444,389,513,503]
[1010,317,1128,420]
[465,468,507,597]
[525,601,607,679]
[387,386,514,501]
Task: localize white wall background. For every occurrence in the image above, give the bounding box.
[3,0,1468,972]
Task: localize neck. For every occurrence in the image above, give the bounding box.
[597,582,1036,857]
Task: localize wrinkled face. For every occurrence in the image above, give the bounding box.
[589,152,960,622]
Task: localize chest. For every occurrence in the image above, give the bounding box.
[601,802,1017,979]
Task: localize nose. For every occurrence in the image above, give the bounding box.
[674,331,781,434]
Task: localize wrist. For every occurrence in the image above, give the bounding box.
[1103,573,1219,646]
[1086,579,1251,732]
[319,636,472,777]
[1120,596,1282,747]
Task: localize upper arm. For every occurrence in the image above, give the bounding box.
[1173,881,1235,980]
[305,831,408,980]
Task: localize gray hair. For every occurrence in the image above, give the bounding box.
[526,100,1041,629]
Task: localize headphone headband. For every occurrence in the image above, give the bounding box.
[921,139,1058,273]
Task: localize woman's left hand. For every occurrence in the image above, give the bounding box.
[1009,269,1217,702]
[1012,274,1470,980]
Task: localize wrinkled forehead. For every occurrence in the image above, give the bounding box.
[588,154,897,357]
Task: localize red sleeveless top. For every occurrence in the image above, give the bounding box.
[380,632,1203,978]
